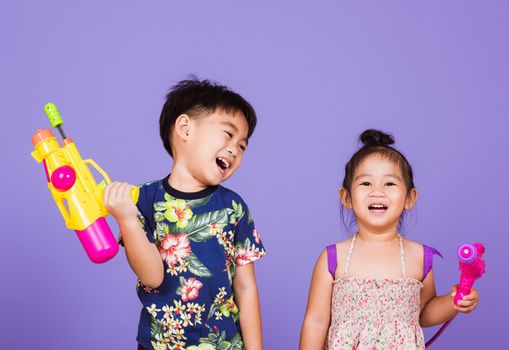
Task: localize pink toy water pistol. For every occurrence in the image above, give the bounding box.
[454,242,486,305]
[426,242,486,347]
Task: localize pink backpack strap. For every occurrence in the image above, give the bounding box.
[422,244,453,348]
[326,244,338,280]
[422,245,443,282]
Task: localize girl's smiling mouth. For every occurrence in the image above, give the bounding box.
[368,204,388,213]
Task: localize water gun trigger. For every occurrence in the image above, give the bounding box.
[97,180,107,191]
[97,180,139,204]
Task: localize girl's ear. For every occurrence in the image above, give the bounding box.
[175,114,192,141]
[339,187,352,209]
[405,188,418,210]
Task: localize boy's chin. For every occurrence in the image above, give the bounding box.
[202,174,229,187]
[214,168,236,183]
[198,166,236,186]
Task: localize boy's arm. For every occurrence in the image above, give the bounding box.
[233,263,263,350]
[119,219,164,288]
[419,270,479,327]
[104,182,164,288]
[300,250,333,350]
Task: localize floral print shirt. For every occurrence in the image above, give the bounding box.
[133,176,266,350]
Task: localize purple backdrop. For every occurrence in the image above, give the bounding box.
[2,1,507,348]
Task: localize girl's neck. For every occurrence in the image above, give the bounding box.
[355,218,401,242]
[356,228,400,244]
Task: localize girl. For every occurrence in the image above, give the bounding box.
[300,129,480,350]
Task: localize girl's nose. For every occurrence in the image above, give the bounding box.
[369,189,385,197]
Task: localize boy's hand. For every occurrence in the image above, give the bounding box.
[451,285,479,313]
[104,182,138,223]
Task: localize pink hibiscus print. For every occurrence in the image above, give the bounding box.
[179,277,203,302]
[235,246,260,266]
[159,233,191,267]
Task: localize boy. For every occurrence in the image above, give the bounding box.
[104,78,266,350]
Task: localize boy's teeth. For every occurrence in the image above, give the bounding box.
[217,157,230,169]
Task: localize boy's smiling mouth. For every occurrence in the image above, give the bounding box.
[216,157,231,173]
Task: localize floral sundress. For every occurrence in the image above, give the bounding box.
[326,234,425,350]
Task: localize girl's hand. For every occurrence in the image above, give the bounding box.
[104,182,138,224]
[451,285,479,313]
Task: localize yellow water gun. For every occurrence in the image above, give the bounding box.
[31,103,138,263]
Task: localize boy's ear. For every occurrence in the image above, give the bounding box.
[175,114,192,141]
[339,187,352,209]
[405,188,418,210]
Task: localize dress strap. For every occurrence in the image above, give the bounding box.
[344,234,357,274]
[325,244,338,280]
[398,234,406,278]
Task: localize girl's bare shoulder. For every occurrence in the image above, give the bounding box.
[401,237,426,276]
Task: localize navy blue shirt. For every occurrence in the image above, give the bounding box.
[133,176,265,349]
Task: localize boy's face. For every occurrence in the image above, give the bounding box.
[178,109,249,187]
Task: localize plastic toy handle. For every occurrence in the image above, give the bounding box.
[453,242,486,305]
[84,159,112,183]
[454,277,475,305]
[85,159,139,204]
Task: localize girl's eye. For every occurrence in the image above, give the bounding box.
[239,144,246,151]
[385,182,396,186]
[360,182,370,186]
[224,131,233,138]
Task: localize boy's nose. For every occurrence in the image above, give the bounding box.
[227,147,237,157]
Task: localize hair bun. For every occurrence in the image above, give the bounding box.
[360,129,395,147]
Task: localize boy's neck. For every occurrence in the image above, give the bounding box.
[167,167,213,193]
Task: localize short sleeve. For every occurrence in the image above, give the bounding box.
[119,183,155,246]
[231,198,266,267]
[422,245,443,282]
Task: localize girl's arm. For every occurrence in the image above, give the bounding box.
[300,250,334,350]
[419,270,479,327]
[105,182,164,288]
[233,263,263,350]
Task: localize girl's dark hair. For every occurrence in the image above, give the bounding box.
[159,77,257,158]
[341,129,415,231]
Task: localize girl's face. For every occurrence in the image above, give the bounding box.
[340,154,417,233]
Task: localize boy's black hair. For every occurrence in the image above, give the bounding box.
[159,77,257,157]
